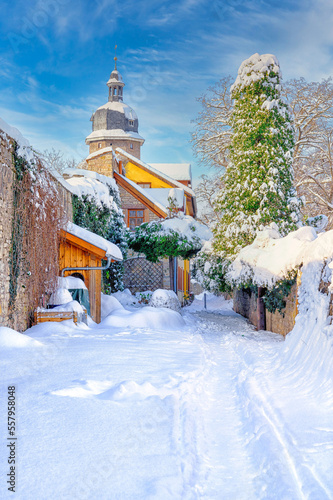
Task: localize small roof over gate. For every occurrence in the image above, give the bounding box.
[62,222,123,261]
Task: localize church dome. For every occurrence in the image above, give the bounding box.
[86,52,144,156]
[91,100,139,133]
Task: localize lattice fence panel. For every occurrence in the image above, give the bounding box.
[123,257,164,293]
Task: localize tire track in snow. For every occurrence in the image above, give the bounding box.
[169,331,215,499]
[190,314,259,499]
[233,340,333,500]
[192,311,332,499]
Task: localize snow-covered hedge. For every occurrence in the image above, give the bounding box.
[128,214,211,263]
[228,224,333,289]
[191,241,231,294]
[65,169,128,292]
[214,53,301,257]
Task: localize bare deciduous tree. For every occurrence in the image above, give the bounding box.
[191,76,233,172]
[296,125,333,226]
[195,173,224,226]
[40,148,79,174]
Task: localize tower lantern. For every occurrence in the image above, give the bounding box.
[85,49,145,159]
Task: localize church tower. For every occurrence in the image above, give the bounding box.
[85,50,145,159]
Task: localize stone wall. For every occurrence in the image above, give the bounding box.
[118,185,163,225]
[0,131,16,328]
[265,282,298,336]
[233,288,258,328]
[86,151,113,177]
[0,129,73,331]
[89,139,141,159]
[233,283,298,337]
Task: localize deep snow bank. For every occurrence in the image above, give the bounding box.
[0,327,43,348]
[99,306,185,330]
[230,225,333,397]
[229,225,333,287]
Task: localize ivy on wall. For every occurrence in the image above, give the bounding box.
[72,187,128,293]
[9,141,64,325]
[262,273,297,316]
[237,271,297,316]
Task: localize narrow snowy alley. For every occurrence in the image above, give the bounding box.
[1,294,333,499]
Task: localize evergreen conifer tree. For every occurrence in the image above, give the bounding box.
[214,53,301,257]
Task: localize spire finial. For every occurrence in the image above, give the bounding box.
[114,44,117,70]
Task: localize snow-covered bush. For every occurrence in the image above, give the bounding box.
[149,289,181,313]
[191,242,231,294]
[135,291,153,304]
[214,53,302,258]
[110,288,139,307]
[69,170,128,292]
[306,214,328,233]
[128,215,211,290]
[101,293,123,320]
[128,219,203,263]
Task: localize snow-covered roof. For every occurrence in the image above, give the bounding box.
[0,116,34,163]
[149,163,192,182]
[107,69,123,83]
[63,167,117,189]
[115,148,196,198]
[96,101,138,121]
[86,129,145,143]
[146,188,185,210]
[116,174,168,216]
[65,222,123,261]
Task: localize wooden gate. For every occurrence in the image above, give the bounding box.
[123,257,164,293]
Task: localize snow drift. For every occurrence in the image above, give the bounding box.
[99,306,185,330]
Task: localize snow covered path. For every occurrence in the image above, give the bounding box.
[1,295,333,499]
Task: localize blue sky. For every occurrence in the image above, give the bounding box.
[1,0,333,186]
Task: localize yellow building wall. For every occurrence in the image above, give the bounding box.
[125,161,173,188]
[125,161,193,217]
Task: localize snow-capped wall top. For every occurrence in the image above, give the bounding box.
[63,167,118,191]
[62,168,119,211]
[0,116,34,163]
[229,224,333,287]
[231,53,281,93]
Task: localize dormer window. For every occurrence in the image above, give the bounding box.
[129,120,134,127]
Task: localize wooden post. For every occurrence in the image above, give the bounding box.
[257,287,266,331]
